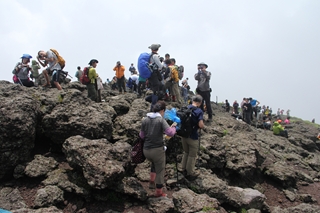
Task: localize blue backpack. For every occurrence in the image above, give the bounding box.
[137,52,153,79]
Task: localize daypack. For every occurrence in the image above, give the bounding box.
[137,52,157,79]
[178,65,184,80]
[176,106,196,138]
[130,136,146,164]
[80,67,90,85]
[50,49,65,70]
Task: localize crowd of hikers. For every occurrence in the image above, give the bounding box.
[12,44,314,198]
[223,97,292,138]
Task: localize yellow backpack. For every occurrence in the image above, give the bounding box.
[50,48,65,70]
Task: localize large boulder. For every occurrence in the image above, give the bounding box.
[62,136,131,189]
[172,188,227,213]
[0,82,40,180]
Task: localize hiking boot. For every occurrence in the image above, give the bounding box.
[186,172,199,181]
[182,170,187,177]
[155,188,167,197]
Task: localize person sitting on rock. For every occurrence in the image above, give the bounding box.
[284,117,290,124]
[139,101,176,197]
[272,121,288,138]
[12,54,35,87]
[263,114,272,130]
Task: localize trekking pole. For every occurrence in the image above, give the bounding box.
[174,135,179,188]
[197,129,201,170]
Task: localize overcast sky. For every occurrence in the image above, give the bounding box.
[1,0,319,124]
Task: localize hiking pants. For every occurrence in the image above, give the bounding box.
[172,82,183,104]
[244,111,251,125]
[181,137,198,175]
[117,76,126,92]
[198,90,213,119]
[143,147,166,187]
[138,81,146,95]
[87,83,97,102]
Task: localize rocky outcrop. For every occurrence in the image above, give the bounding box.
[1,80,320,212]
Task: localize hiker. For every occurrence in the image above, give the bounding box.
[249,97,260,120]
[317,133,320,140]
[240,98,246,119]
[194,62,213,122]
[181,95,205,181]
[277,108,281,119]
[75,66,83,82]
[243,98,252,125]
[284,117,290,124]
[31,60,41,86]
[286,109,290,117]
[165,53,170,60]
[37,50,63,90]
[129,63,136,75]
[312,118,315,123]
[111,76,118,90]
[12,54,34,87]
[263,114,272,130]
[147,44,163,111]
[169,58,183,104]
[181,80,189,104]
[137,75,147,97]
[225,100,230,112]
[130,71,139,93]
[272,121,288,138]
[113,61,126,94]
[87,59,99,102]
[139,101,176,197]
[233,100,239,114]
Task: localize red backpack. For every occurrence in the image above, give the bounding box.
[80,67,90,85]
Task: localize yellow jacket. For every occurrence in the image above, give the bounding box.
[88,67,98,84]
[169,65,179,82]
[113,65,125,79]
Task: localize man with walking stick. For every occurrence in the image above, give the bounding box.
[180,95,205,181]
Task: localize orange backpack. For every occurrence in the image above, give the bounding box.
[50,49,65,70]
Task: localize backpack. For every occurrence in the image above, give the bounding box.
[80,67,90,85]
[137,53,158,79]
[176,106,196,138]
[130,136,146,164]
[50,49,65,70]
[178,65,184,80]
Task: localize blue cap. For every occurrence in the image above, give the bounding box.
[21,54,32,59]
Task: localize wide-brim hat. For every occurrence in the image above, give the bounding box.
[148,44,161,50]
[21,54,32,59]
[198,62,208,68]
[88,59,99,65]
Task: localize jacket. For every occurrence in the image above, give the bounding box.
[169,65,179,83]
[113,65,125,79]
[194,70,211,92]
[88,67,98,84]
[13,62,30,80]
[272,122,285,135]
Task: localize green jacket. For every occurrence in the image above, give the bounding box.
[272,122,284,135]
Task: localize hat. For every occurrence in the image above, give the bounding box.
[198,62,208,68]
[21,54,32,59]
[148,44,161,50]
[88,59,99,65]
